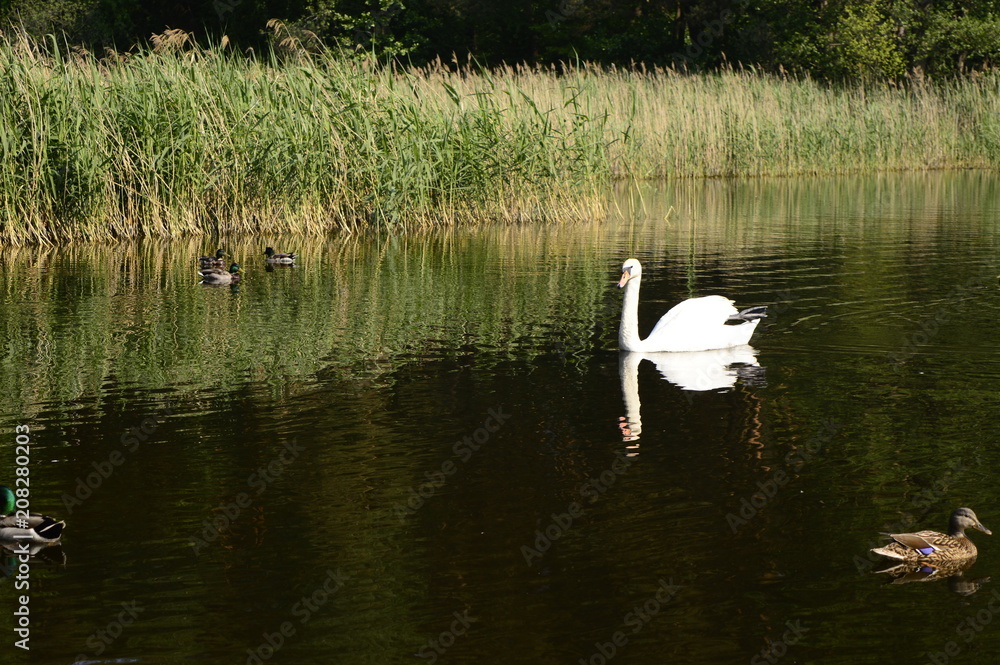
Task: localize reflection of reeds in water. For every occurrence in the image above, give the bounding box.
[2,169,993,416]
[0,229,622,415]
[615,170,1000,257]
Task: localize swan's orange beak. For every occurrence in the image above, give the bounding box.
[618,268,631,288]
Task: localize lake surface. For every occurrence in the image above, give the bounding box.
[3,170,1000,664]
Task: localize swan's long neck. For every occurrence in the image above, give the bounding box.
[619,276,643,351]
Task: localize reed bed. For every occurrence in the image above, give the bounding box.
[2,30,1000,244]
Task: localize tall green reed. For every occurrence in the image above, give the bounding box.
[2,29,1000,244]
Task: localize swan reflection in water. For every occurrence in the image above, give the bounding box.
[618,346,765,445]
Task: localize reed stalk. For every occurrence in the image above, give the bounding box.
[2,30,999,244]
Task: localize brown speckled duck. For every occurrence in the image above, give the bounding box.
[871,507,990,563]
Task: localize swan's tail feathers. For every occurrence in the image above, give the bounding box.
[726,305,768,324]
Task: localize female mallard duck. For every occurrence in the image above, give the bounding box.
[264,247,296,264]
[199,249,226,268]
[0,485,65,543]
[199,263,242,285]
[871,507,991,563]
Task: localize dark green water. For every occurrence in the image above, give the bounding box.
[3,171,1000,665]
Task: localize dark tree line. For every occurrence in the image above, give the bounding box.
[3,0,1000,78]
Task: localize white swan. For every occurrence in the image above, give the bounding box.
[618,258,766,352]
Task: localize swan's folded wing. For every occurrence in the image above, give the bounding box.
[647,295,738,339]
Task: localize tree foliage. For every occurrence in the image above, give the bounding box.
[2,0,1000,78]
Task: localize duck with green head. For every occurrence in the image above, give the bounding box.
[264,247,296,264]
[199,263,242,285]
[199,249,226,268]
[871,507,991,563]
[0,485,65,543]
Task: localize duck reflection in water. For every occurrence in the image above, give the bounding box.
[617,347,765,444]
[874,559,990,596]
[0,541,66,567]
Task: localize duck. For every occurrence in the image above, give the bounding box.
[264,247,296,264]
[617,258,767,352]
[0,485,65,543]
[871,507,991,563]
[199,249,226,268]
[199,263,242,285]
